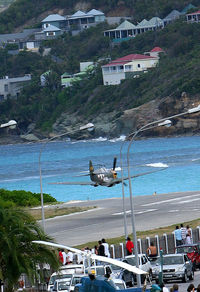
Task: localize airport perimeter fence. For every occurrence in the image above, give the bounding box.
[109,226,200,258]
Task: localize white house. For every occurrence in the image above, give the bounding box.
[101,53,159,85]
[186,10,200,23]
[0,74,31,101]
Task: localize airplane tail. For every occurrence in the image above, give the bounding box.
[89,160,94,175]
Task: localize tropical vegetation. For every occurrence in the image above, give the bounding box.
[0,188,57,207]
[0,206,60,292]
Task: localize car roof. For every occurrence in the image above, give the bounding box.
[163,253,185,257]
[176,244,198,247]
[125,253,146,258]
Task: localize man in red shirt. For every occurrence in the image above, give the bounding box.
[126,237,134,255]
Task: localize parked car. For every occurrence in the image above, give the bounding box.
[153,253,194,283]
[114,254,152,286]
[175,243,200,270]
[48,265,84,291]
[124,254,152,280]
[52,278,71,292]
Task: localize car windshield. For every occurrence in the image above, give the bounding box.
[72,276,82,285]
[124,257,137,266]
[110,264,121,271]
[176,246,195,253]
[49,274,72,285]
[163,256,184,265]
[58,280,70,290]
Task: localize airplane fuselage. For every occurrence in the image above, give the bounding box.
[90,168,118,187]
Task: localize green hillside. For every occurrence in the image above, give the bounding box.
[0,1,200,134]
[0,0,199,33]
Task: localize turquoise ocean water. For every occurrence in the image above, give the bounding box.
[0,135,200,202]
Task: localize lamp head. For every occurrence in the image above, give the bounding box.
[188,105,200,114]
[79,123,94,131]
[7,120,17,129]
[158,119,172,128]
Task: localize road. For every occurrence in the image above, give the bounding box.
[163,269,200,292]
[43,190,200,246]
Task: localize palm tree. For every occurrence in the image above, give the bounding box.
[0,206,60,292]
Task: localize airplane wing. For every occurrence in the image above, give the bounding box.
[114,168,165,184]
[32,241,147,275]
[49,181,96,186]
[90,254,148,275]
[32,240,85,255]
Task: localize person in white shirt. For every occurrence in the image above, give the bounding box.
[61,249,67,265]
[180,223,187,244]
[67,250,73,264]
[102,238,110,257]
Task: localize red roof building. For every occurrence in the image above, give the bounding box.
[101,53,159,85]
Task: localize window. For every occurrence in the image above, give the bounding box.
[4,84,8,92]
[47,32,55,36]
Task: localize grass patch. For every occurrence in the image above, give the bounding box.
[75,218,200,249]
[28,206,96,220]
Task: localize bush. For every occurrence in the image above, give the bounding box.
[0,189,57,207]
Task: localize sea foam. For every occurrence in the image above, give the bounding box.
[146,162,168,168]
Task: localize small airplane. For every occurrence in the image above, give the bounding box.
[49,157,164,187]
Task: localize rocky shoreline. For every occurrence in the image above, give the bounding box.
[1,93,200,145]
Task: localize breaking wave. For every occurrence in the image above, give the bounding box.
[146,162,168,168]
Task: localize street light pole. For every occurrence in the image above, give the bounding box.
[126,105,200,288]
[39,123,94,231]
[120,120,172,240]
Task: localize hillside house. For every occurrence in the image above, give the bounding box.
[104,17,163,41]
[61,62,94,87]
[0,74,31,101]
[41,14,66,30]
[186,10,200,23]
[163,10,181,26]
[144,47,165,58]
[66,9,105,31]
[104,20,136,41]
[101,54,158,85]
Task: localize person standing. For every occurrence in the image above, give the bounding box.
[102,238,110,257]
[98,240,105,256]
[126,237,134,255]
[180,224,187,244]
[186,225,192,244]
[174,226,182,246]
[58,249,63,264]
[61,249,67,265]
[147,242,157,257]
[66,250,73,264]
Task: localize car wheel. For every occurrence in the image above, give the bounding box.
[189,270,194,280]
[182,272,187,283]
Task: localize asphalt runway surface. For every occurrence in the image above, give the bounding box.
[43,190,200,246]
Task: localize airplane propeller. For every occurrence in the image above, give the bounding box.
[113,157,117,171]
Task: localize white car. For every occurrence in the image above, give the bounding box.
[52,278,71,292]
[48,265,84,291]
[124,254,152,275]
[122,254,152,284]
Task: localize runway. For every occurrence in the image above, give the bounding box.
[43,190,200,246]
